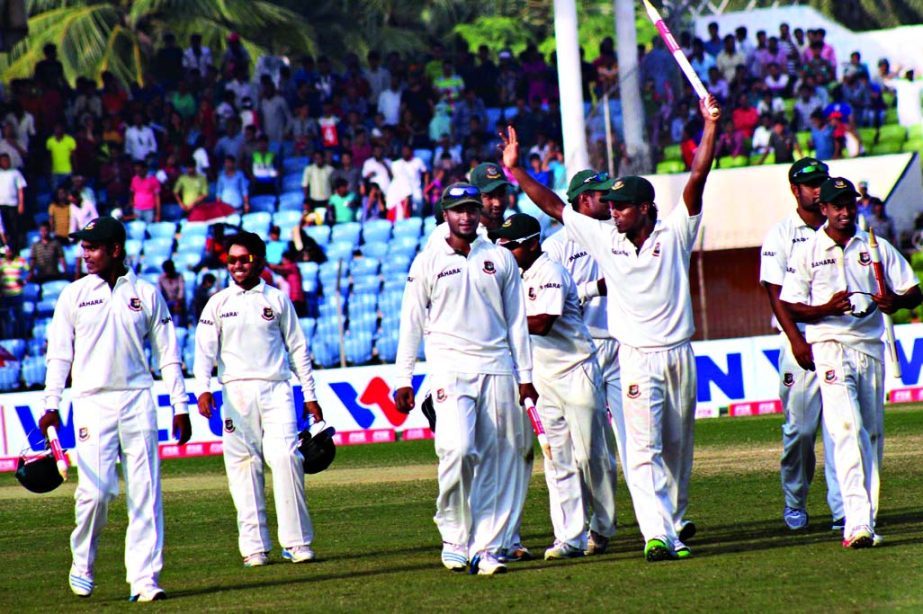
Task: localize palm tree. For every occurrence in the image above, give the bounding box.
[0,0,315,85]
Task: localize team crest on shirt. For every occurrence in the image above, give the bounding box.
[858,252,871,266]
[824,370,837,384]
[436,388,447,403]
[528,287,537,300]
[128,297,142,311]
[224,419,236,433]
[78,427,89,442]
[261,307,275,321]
[483,260,496,274]
[627,384,640,399]
[783,372,795,387]
[652,242,661,257]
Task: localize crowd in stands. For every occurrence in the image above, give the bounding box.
[0,22,919,389]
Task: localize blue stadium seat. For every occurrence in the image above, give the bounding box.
[23,283,40,303]
[0,338,26,360]
[41,280,69,300]
[485,107,502,132]
[299,317,317,341]
[173,250,201,271]
[282,173,303,193]
[413,149,434,170]
[305,225,331,246]
[27,337,45,357]
[126,220,146,242]
[283,156,308,174]
[274,209,303,231]
[242,211,272,236]
[141,271,161,285]
[266,240,287,264]
[178,221,209,237]
[144,236,174,255]
[362,219,392,244]
[381,255,412,276]
[351,257,380,278]
[278,191,304,212]
[22,356,46,387]
[348,292,377,317]
[360,242,388,259]
[378,289,403,314]
[375,331,398,362]
[159,204,184,222]
[393,217,423,238]
[249,195,277,214]
[297,261,319,281]
[423,216,437,234]
[36,298,56,319]
[388,235,419,258]
[331,222,362,247]
[177,233,207,253]
[325,241,354,262]
[147,221,177,239]
[224,213,242,226]
[344,332,374,365]
[174,327,188,352]
[312,338,340,368]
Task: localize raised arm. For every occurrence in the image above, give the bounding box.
[499,125,565,222]
[683,95,722,217]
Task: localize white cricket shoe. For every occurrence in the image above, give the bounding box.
[441,542,468,572]
[282,545,316,563]
[129,586,166,602]
[544,541,585,560]
[471,551,508,576]
[69,565,94,597]
[243,552,270,567]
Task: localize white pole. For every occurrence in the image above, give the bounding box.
[615,0,650,173]
[553,0,590,175]
[603,90,615,176]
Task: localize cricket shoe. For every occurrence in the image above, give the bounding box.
[673,539,693,559]
[282,545,316,563]
[470,551,508,576]
[783,506,809,530]
[679,521,697,542]
[243,552,270,567]
[644,537,675,562]
[843,526,874,549]
[544,541,585,560]
[129,586,166,602]
[501,544,533,562]
[872,533,884,547]
[68,565,94,598]
[440,542,468,572]
[831,517,845,531]
[585,530,609,556]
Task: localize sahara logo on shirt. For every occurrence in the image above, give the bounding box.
[483,260,496,275]
[437,267,461,280]
[78,298,104,308]
[611,248,631,257]
[858,252,871,266]
[261,307,275,321]
[128,297,142,311]
[569,251,587,262]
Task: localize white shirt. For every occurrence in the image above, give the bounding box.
[390,156,426,202]
[361,157,391,194]
[425,221,488,249]
[760,209,817,332]
[523,253,597,378]
[0,167,26,206]
[182,45,213,76]
[395,236,532,387]
[68,200,99,235]
[194,279,317,400]
[780,227,917,359]
[378,88,402,126]
[543,225,611,339]
[124,124,158,162]
[561,203,701,350]
[44,269,187,412]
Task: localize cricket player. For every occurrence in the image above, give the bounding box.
[39,216,192,601]
[493,213,618,560]
[425,162,507,245]
[395,183,538,576]
[542,169,626,554]
[500,94,720,561]
[781,176,921,548]
[760,157,843,531]
[195,231,323,567]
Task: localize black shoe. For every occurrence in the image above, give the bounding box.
[679,521,697,542]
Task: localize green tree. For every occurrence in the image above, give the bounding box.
[1,0,315,85]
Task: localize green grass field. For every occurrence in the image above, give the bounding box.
[2,407,923,612]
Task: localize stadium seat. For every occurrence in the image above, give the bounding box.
[224,213,241,226]
[126,220,146,242]
[283,156,308,174]
[360,242,389,259]
[381,255,412,276]
[325,241,354,262]
[375,330,398,362]
[40,280,69,300]
[297,261,319,281]
[36,298,56,319]
[249,195,277,214]
[147,221,177,239]
[878,124,907,143]
[795,131,811,151]
[656,160,686,174]
[176,233,207,253]
[902,139,923,153]
[485,107,502,132]
[312,338,341,369]
[911,251,923,272]
[274,209,302,230]
[729,155,749,168]
[242,211,272,235]
[173,251,201,271]
[278,191,304,212]
[266,240,287,264]
[857,127,877,145]
[319,260,349,282]
[362,219,392,244]
[282,173,303,193]
[351,257,380,278]
[22,283,40,303]
[388,235,418,258]
[305,225,331,245]
[160,204,185,222]
[344,332,374,365]
[423,216,437,234]
[393,218,422,238]
[144,236,174,255]
[332,222,362,247]
[872,141,903,155]
[299,317,317,341]
[413,149,434,170]
[662,144,682,161]
[348,312,378,337]
[351,274,381,296]
[0,338,26,360]
[908,125,922,141]
[382,277,406,295]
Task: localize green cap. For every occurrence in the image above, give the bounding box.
[601,176,655,204]
[788,157,829,185]
[489,213,541,246]
[566,170,614,202]
[441,182,483,209]
[69,216,126,244]
[820,176,860,203]
[470,163,511,193]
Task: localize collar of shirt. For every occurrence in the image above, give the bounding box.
[232,278,267,295]
[522,252,551,283]
[788,209,816,232]
[816,224,867,253]
[437,233,489,257]
[86,267,138,292]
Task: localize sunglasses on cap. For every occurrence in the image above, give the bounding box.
[445,185,480,199]
[226,254,256,265]
[582,172,609,185]
[498,231,541,249]
[792,162,828,179]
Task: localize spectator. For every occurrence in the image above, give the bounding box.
[124,112,158,163]
[317,102,341,150]
[762,117,800,164]
[433,60,464,108]
[302,150,334,212]
[48,187,72,241]
[192,272,217,320]
[704,22,723,57]
[756,90,785,117]
[866,197,895,244]
[249,135,279,195]
[641,37,677,98]
[331,151,361,195]
[690,38,716,85]
[364,50,391,105]
[751,113,773,155]
[327,178,358,224]
[221,32,252,79]
[46,121,77,188]
[844,51,870,81]
[453,88,486,140]
[174,161,224,221]
[238,96,258,131]
[158,259,186,326]
[214,117,244,163]
[754,37,787,79]
[34,43,67,93]
[764,62,790,98]
[883,69,923,128]
[361,182,386,222]
[361,143,391,195]
[731,92,759,139]
[268,250,307,316]
[290,214,328,263]
[289,103,318,156]
[716,35,746,83]
[388,144,428,217]
[29,222,66,283]
[716,118,746,159]
[680,120,700,169]
[706,66,729,104]
[808,110,835,160]
[259,81,291,144]
[4,101,35,154]
[0,153,26,251]
[793,82,824,132]
[98,143,133,210]
[215,155,250,213]
[0,122,26,170]
[152,32,184,88]
[525,152,551,187]
[68,189,99,235]
[129,160,162,222]
[182,33,213,79]
[0,245,28,337]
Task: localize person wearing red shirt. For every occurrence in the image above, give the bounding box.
[268,251,307,316]
[731,93,759,139]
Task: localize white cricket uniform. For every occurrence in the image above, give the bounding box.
[781,227,917,538]
[560,203,700,544]
[425,221,489,249]
[194,279,317,558]
[43,269,187,597]
[523,253,618,549]
[396,235,533,559]
[544,224,626,474]
[760,211,842,519]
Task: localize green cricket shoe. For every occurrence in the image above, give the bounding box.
[644,538,674,562]
[674,540,693,559]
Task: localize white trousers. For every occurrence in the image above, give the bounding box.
[502,406,533,551]
[222,380,313,558]
[778,335,843,517]
[813,341,884,537]
[536,359,618,548]
[619,343,696,543]
[70,389,163,596]
[596,337,627,474]
[429,372,520,558]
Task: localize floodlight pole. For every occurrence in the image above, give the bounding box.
[553,0,590,175]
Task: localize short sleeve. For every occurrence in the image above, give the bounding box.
[780,246,810,305]
[529,265,566,317]
[759,225,788,286]
[561,207,615,267]
[880,238,918,295]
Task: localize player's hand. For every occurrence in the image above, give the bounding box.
[304,400,324,423]
[498,125,520,169]
[197,391,215,419]
[823,290,852,316]
[873,291,900,314]
[173,414,192,445]
[395,387,415,414]
[699,94,721,123]
[38,410,60,439]
[518,383,539,407]
[791,337,815,371]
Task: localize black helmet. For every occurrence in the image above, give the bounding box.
[16,451,64,493]
[297,422,336,475]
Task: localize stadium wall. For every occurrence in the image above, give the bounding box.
[5,323,923,470]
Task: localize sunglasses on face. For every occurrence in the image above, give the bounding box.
[792,162,828,179]
[445,185,481,199]
[582,172,609,185]
[227,254,256,265]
